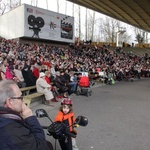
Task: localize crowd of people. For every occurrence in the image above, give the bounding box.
[0,37,150,99]
[0,36,150,150]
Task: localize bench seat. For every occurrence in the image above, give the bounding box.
[20,86,36,95]
[24,93,44,107]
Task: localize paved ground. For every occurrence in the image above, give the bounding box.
[32,78,150,150]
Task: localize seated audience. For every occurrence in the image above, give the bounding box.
[36,72,56,106]
[22,64,36,87]
[68,71,78,94]
[44,71,59,102]
[14,64,26,88]
[0,70,5,80]
[54,71,69,96]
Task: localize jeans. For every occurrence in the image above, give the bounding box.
[68,82,77,93]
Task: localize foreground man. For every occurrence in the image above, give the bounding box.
[0,80,52,150]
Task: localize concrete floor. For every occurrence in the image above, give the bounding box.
[32,78,150,150]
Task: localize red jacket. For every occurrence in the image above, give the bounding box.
[45,76,50,84]
[32,67,39,79]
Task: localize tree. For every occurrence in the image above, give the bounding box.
[0,1,8,15]
[97,17,132,44]
[78,5,81,40]
[0,0,21,14]
[136,33,144,44]
[72,2,74,17]
[56,0,59,13]
[132,27,149,44]
[85,8,87,41]
[102,17,118,43]
[9,0,20,9]
[46,0,48,10]
[86,10,95,41]
[91,11,95,41]
[65,0,67,15]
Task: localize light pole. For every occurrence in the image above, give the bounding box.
[116,27,126,47]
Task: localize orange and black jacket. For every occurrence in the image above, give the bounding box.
[54,111,75,132]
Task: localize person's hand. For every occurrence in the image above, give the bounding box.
[71,130,77,135]
[20,103,33,119]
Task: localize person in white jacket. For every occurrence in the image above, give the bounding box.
[14,64,26,88]
[36,72,54,106]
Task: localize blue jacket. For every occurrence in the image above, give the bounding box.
[0,107,50,150]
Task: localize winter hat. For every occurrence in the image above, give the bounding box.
[39,72,45,78]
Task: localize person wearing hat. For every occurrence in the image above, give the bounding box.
[54,98,79,150]
[44,71,59,102]
[36,72,56,106]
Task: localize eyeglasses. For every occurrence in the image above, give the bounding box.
[10,96,24,101]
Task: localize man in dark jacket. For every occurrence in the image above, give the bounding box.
[0,80,52,150]
[54,71,69,94]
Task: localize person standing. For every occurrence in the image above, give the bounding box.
[54,98,79,150]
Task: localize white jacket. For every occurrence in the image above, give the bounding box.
[36,77,54,100]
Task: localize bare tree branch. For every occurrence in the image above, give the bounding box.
[0,1,8,15]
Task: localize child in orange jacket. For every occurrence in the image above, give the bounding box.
[54,98,79,150]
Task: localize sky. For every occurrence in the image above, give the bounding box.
[21,0,78,16]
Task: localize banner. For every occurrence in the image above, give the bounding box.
[24,4,75,43]
[0,4,74,43]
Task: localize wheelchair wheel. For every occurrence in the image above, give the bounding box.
[130,78,134,82]
[86,92,90,97]
[89,91,92,96]
[76,90,80,96]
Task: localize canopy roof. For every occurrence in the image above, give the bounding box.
[67,0,150,32]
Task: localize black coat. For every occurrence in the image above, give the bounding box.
[21,65,36,87]
[54,75,68,93]
[0,107,50,150]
